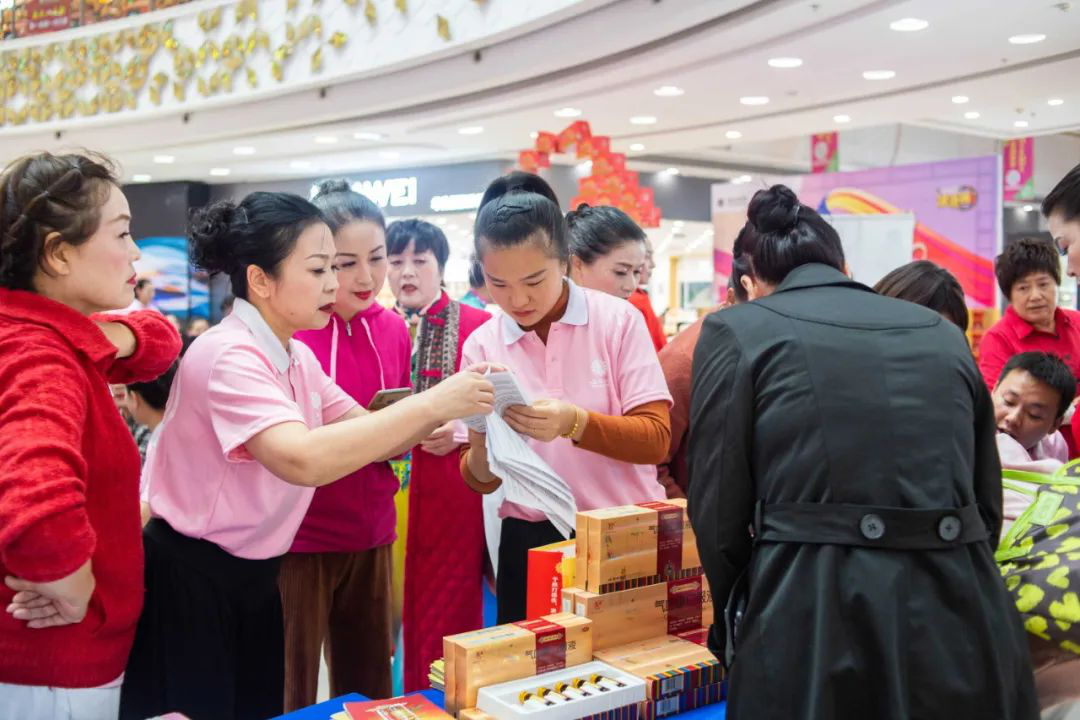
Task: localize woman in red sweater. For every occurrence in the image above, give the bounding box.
[0,152,180,719]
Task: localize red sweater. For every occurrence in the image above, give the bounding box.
[629,288,667,352]
[0,289,180,688]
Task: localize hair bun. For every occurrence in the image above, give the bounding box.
[565,202,592,227]
[748,184,801,234]
[479,171,560,212]
[189,200,242,275]
[314,178,352,198]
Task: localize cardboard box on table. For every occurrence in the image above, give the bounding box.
[594,634,723,701]
[639,682,726,720]
[443,613,593,716]
[526,540,576,620]
[575,500,702,594]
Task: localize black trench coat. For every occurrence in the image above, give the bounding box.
[688,264,1038,720]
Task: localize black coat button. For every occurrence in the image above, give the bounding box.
[938,515,962,542]
[860,513,885,540]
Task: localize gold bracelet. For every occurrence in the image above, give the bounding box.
[561,406,582,439]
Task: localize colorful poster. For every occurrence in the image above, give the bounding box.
[134,236,209,318]
[711,155,1002,308]
[1003,137,1035,202]
[21,0,74,36]
[811,132,839,174]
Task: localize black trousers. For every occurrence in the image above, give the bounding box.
[495,517,569,625]
[119,519,285,720]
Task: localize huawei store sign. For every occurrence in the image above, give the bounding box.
[310,177,418,208]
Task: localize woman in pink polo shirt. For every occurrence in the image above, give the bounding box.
[460,174,673,623]
[278,181,410,710]
[119,192,494,720]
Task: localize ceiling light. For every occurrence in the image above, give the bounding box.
[739,96,769,106]
[530,131,539,139]
[435,218,448,226]
[353,131,383,141]
[1009,33,1046,44]
[654,85,685,97]
[951,95,970,104]
[314,135,338,144]
[731,175,752,185]
[767,57,803,69]
[458,126,484,135]
[1048,98,1065,106]
[630,115,658,125]
[379,150,400,160]
[833,114,851,123]
[1014,120,1030,128]
[964,111,981,119]
[233,146,256,155]
[153,155,175,164]
[554,107,582,118]
[629,143,645,151]
[663,167,680,176]
[1023,204,1035,212]
[725,130,743,140]
[290,160,312,170]
[209,168,231,177]
[132,174,152,183]
[862,70,896,80]
[889,17,929,32]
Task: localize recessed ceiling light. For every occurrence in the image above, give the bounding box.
[725,130,743,140]
[964,111,981,119]
[731,175,753,185]
[435,217,448,226]
[554,107,582,118]
[290,160,312,170]
[132,174,152,183]
[530,131,539,139]
[1048,98,1065,106]
[353,131,383,141]
[951,95,970,104]
[833,114,851,123]
[654,85,684,97]
[458,126,484,135]
[629,143,646,151]
[1023,204,1035,212]
[1009,33,1046,44]
[663,167,680,176]
[233,146,256,155]
[209,168,231,177]
[862,70,896,80]
[767,57,803,69]
[379,150,400,160]
[629,115,658,125]
[1014,120,1030,128]
[739,96,769,106]
[314,135,338,144]
[153,155,175,164]
[890,17,929,32]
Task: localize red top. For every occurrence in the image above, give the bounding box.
[977,305,1080,389]
[629,288,667,352]
[0,289,180,688]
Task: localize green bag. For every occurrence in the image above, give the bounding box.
[996,462,1080,656]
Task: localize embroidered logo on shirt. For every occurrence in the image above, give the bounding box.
[309,391,322,410]
[590,359,608,388]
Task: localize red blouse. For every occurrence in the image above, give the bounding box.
[0,288,180,687]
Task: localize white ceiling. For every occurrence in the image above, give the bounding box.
[3,0,1079,185]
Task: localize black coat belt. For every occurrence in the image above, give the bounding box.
[755,502,988,550]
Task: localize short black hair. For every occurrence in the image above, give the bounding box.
[385,219,450,273]
[1042,162,1080,222]
[745,184,845,285]
[998,351,1077,420]
[311,179,386,233]
[994,236,1061,298]
[468,254,484,290]
[189,192,326,301]
[729,222,756,304]
[873,260,969,332]
[566,204,646,264]
[127,361,178,412]
[474,172,567,262]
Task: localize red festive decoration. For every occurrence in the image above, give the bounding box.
[519,120,661,227]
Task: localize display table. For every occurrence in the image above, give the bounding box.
[277,689,726,720]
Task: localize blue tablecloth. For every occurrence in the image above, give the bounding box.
[277,689,726,720]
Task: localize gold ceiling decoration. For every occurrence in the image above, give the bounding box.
[0,0,477,126]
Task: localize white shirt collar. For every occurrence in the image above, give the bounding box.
[500,278,589,345]
[231,297,294,374]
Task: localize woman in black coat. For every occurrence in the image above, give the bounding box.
[688,185,1037,720]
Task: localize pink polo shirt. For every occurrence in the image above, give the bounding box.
[462,280,671,522]
[144,299,358,559]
